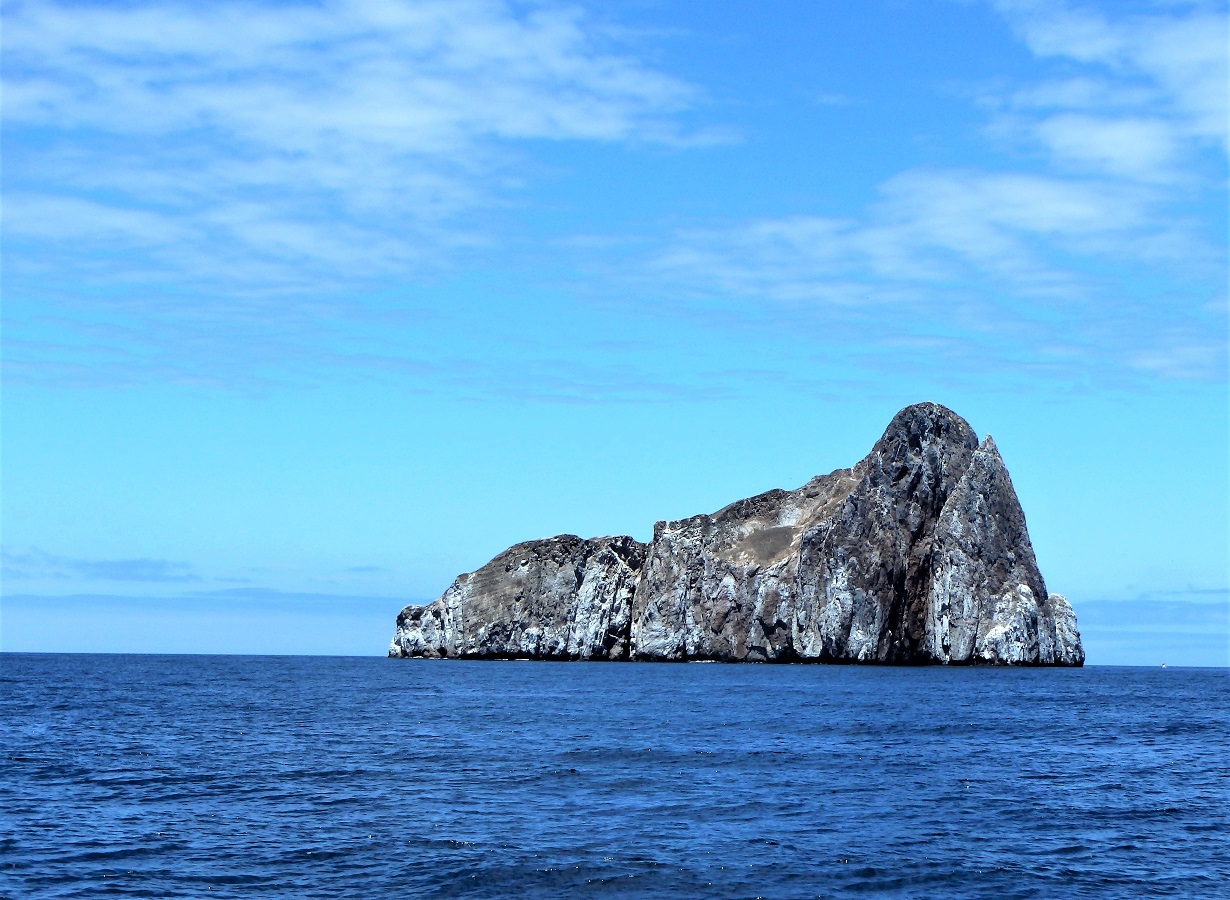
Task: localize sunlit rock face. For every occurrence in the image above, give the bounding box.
[390,403,1083,666]
[389,535,645,661]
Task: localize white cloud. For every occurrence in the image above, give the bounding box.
[993,0,1228,165]
[1128,331,1228,380]
[632,1,1227,383]
[1031,114,1180,180]
[3,0,1223,391]
[2,0,697,286]
[646,167,1196,305]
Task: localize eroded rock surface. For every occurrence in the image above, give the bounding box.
[390,403,1083,665]
[389,535,644,660]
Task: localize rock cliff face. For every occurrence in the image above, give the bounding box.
[391,535,644,660]
[390,403,1083,665]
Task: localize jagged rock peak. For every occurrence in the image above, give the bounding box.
[390,402,1083,666]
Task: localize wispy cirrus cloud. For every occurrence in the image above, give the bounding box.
[630,0,1227,384]
[2,0,699,290]
[2,1,1224,396]
[648,169,1184,298]
[1,0,725,397]
[984,0,1226,189]
[992,0,1227,159]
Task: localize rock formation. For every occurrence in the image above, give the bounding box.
[390,403,1083,665]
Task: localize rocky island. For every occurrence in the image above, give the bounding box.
[390,403,1083,665]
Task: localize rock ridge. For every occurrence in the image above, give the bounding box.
[390,403,1083,665]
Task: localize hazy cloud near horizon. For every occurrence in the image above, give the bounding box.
[1,547,202,584]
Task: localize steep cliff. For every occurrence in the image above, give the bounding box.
[390,403,1083,665]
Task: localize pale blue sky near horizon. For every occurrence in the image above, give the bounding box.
[2,0,1227,664]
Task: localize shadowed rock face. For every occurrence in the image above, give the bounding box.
[390,403,1083,665]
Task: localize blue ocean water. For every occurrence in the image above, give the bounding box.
[1,655,1227,899]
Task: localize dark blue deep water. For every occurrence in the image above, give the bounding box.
[2,655,1227,899]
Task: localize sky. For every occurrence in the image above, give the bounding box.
[2,0,1227,664]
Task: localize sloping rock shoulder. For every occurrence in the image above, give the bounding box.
[390,403,1083,665]
[391,535,645,660]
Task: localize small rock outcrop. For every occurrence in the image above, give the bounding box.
[390,403,1083,665]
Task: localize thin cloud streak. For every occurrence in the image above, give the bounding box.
[993,0,1227,153]
[1,547,202,583]
[628,0,1227,385]
[3,0,700,288]
[2,1,1225,397]
[646,168,1211,298]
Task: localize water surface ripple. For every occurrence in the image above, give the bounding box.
[2,655,1227,898]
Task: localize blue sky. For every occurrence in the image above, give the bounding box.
[2,0,1226,664]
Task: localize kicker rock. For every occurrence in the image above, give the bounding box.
[390,403,1083,665]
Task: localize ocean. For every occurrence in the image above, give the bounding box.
[2,654,1227,898]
